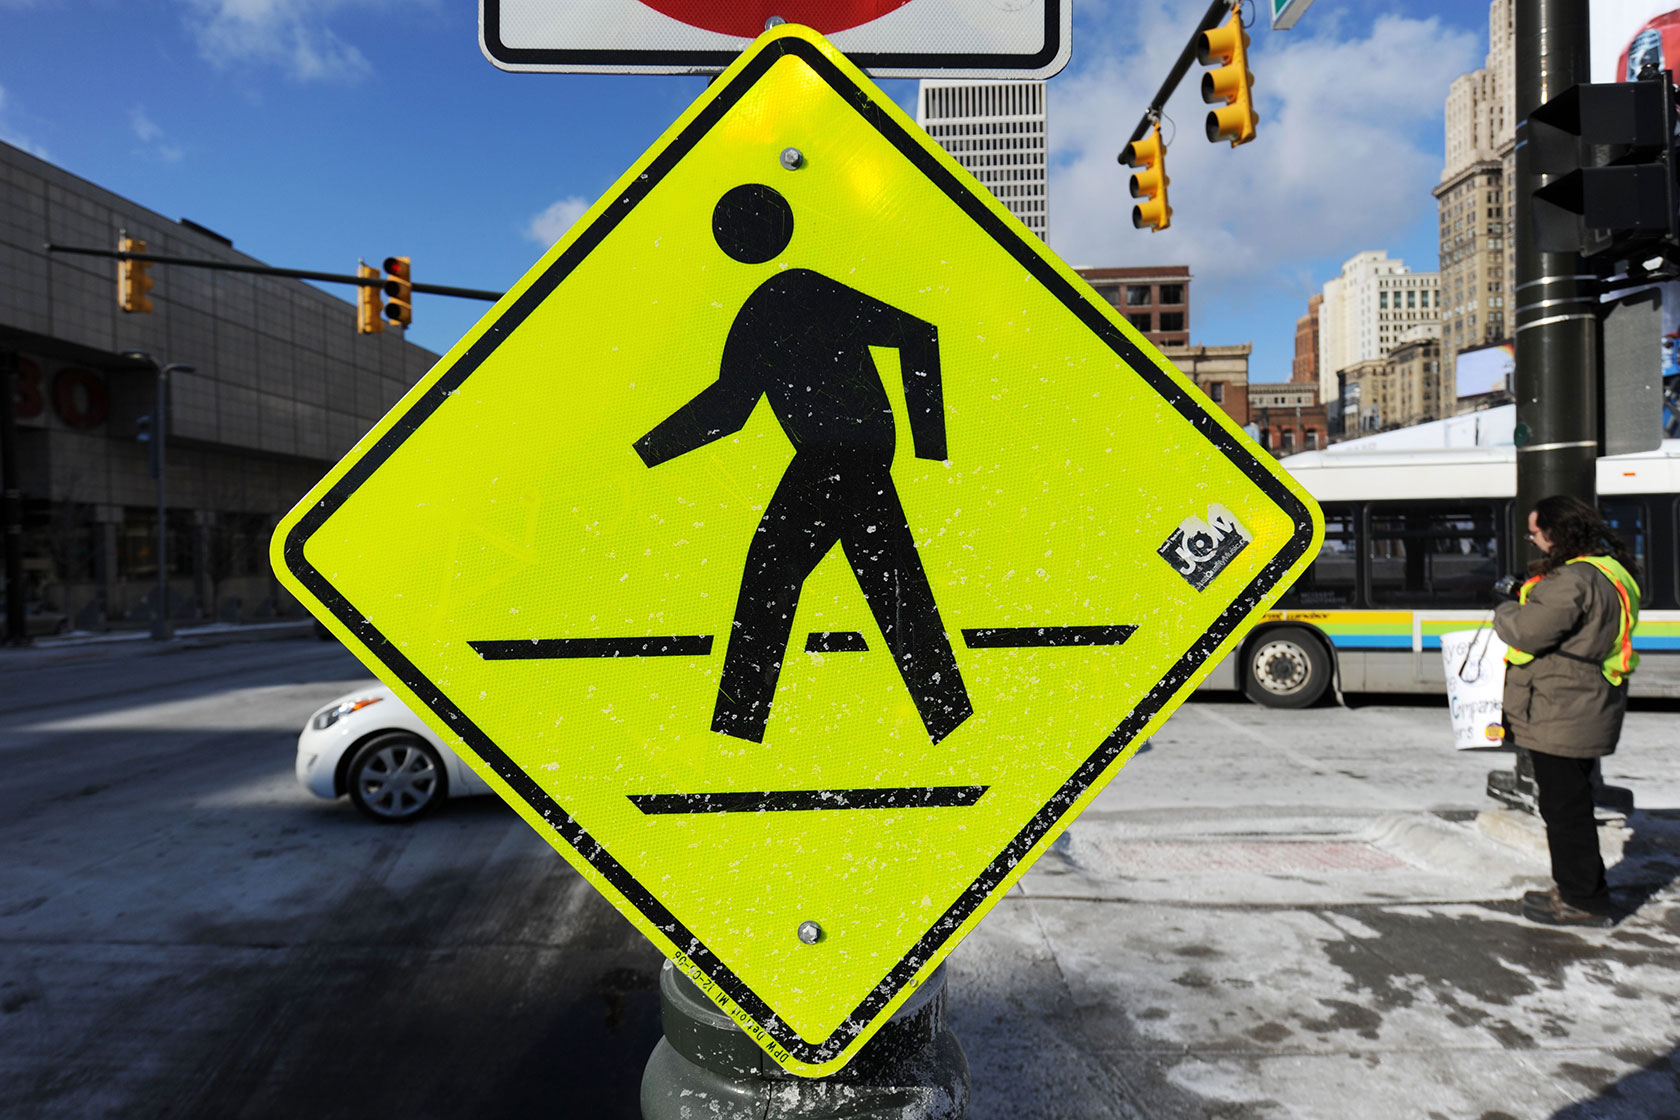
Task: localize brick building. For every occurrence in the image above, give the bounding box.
[0,140,438,633]
[1166,344,1249,427]
[1249,382,1328,456]
[1076,266,1190,350]
[1292,293,1320,387]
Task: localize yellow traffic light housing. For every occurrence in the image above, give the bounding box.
[118,235,154,314]
[383,255,412,327]
[357,262,386,335]
[1199,3,1258,147]
[1121,124,1171,232]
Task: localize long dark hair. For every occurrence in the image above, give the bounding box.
[1531,495,1640,578]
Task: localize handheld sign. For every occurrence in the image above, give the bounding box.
[273,25,1322,1077]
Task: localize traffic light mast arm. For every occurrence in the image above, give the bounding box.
[44,243,505,301]
[1123,0,1234,149]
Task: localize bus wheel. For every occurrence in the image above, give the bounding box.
[1243,626,1331,709]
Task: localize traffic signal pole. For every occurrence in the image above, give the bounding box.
[1492,0,1596,815]
[1,350,26,645]
[1513,0,1596,525]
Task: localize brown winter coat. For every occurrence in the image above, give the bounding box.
[1493,562,1629,758]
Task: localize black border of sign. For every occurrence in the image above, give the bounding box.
[282,35,1316,1067]
[481,0,1065,75]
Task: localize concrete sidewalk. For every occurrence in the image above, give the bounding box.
[945,729,1680,1118]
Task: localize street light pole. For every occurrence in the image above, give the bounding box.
[123,353,194,641]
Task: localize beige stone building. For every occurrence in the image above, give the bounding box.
[1166,344,1250,427]
[1432,0,1516,358]
[1334,326,1450,438]
[1387,327,1453,425]
[1317,250,1440,406]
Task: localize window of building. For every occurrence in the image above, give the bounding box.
[1306,429,1319,450]
[1158,283,1183,305]
[1368,505,1499,606]
[1125,285,1151,306]
[1407,290,1416,309]
[1380,292,1389,309]
[1159,311,1184,332]
[119,508,196,580]
[1207,381,1225,402]
[1129,313,1152,332]
[1281,429,1295,452]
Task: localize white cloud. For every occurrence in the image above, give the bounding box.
[177,0,381,83]
[526,196,591,246]
[130,107,185,163]
[1048,8,1481,296]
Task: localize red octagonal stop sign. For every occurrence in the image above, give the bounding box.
[639,1,916,38]
[480,0,1070,78]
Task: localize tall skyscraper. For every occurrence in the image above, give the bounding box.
[1317,250,1441,406]
[917,80,1048,240]
[1433,0,1516,358]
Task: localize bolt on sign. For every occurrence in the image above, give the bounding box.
[480,0,1070,77]
[273,25,1322,1077]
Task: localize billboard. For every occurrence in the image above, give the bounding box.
[1456,342,1514,400]
[1592,3,1680,82]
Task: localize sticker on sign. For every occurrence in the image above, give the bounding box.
[480,0,1071,77]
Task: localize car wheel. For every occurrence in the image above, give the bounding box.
[1243,626,1331,709]
[346,733,447,823]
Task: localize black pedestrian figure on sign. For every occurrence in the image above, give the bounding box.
[634,184,973,745]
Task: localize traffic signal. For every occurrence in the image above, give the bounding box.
[118,235,154,314]
[357,262,386,335]
[1199,5,1257,147]
[1529,73,1678,261]
[136,413,159,478]
[383,256,412,327]
[1120,125,1172,232]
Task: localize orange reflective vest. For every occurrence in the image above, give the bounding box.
[1505,555,1641,685]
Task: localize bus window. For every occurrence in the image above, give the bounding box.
[1279,506,1357,607]
[1368,504,1499,606]
[1599,500,1646,581]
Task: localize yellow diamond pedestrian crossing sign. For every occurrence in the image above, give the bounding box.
[273,24,1322,1077]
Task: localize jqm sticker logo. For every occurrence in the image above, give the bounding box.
[1158,504,1251,592]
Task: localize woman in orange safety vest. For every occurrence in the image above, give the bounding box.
[1492,495,1640,929]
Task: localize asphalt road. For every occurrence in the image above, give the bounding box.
[2,636,1676,1119]
[0,637,665,1119]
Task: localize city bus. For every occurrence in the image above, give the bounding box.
[1202,440,1680,707]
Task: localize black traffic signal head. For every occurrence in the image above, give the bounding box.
[382,255,412,327]
[1529,75,1679,260]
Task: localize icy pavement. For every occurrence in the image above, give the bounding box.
[943,699,1680,1119]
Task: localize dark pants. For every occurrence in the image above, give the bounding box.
[1527,749,1611,911]
[711,452,972,745]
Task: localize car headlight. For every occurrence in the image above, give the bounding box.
[311,696,383,730]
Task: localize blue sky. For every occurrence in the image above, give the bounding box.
[0,1,1640,383]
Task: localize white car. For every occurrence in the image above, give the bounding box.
[296,683,494,822]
